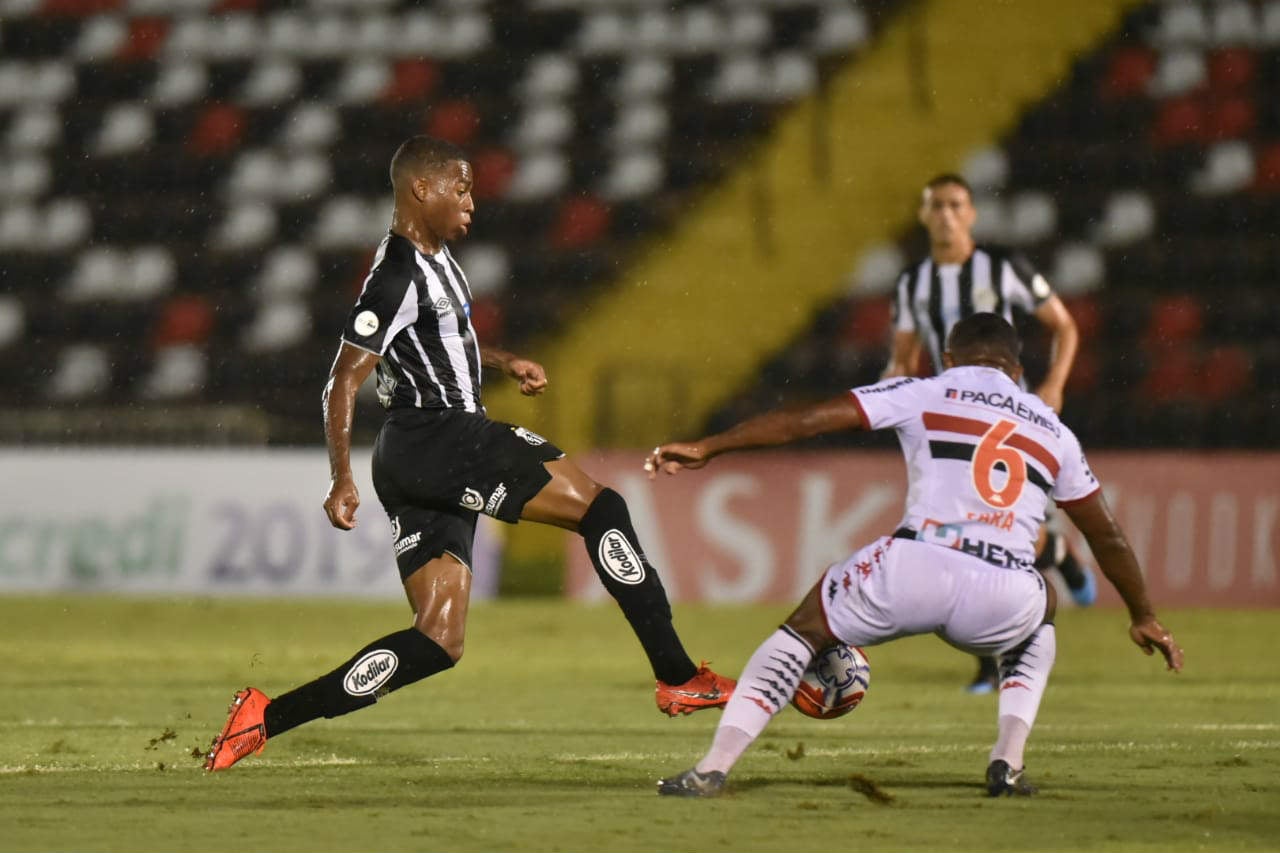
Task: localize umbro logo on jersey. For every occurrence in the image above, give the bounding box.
[434,297,452,315]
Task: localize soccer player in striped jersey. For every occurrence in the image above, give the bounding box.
[204,136,733,772]
[649,313,1183,799]
[887,173,1095,693]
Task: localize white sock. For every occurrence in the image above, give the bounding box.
[990,623,1056,769]
[694,626,814,775]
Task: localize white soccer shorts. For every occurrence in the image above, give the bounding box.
[817,536,1047,656]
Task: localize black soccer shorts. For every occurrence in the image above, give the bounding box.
[371,408,564,580]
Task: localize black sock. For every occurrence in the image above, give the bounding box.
[579,488,697,685]
[1056,550,1088,590]
[1036,531,1087,589]
[263,628,455,738]
[974,655,999,681]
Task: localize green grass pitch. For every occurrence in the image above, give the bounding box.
[0,596,1276,852]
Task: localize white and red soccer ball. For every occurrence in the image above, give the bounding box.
[790,644,871,720]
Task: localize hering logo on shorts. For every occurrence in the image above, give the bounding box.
[598,529,645,585]
[343,650,399,697]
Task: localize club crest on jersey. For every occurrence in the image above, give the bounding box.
[974,289,998,312]
[460,487,484,511]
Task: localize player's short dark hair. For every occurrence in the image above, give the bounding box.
[924,173,972,198]
[390,136,467,188]
[946,312,1021,362]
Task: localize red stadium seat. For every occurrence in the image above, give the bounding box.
[1207,47,1256,91]
[468,296,504,343]
[152,294,214,348]
[187,103,247,157]
[381,60,440,106]
[1102,46,1155,98]
[1253,142,1280,191]
[549,195,611,251]
[1199,344,1253,401]
[1205,95,1256,140]
[1144,294,1203,346]
[425,99,481,147]
[118,17,169,63]
[840,297,892,350]
[1152,96,1207,146]
[1140,345,1199,403]
[470,147,516,201]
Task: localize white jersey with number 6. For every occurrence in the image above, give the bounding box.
[850,366,1099,568]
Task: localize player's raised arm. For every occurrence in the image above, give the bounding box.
[1060,491,1183,672]
[481,345,547,396]
[646,394,864,477]
[322,342,380,530]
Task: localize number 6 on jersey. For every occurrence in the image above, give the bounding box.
[972,419,1026,507]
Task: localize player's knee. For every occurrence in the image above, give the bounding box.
[410,620,464,664]
[784,584,835,651]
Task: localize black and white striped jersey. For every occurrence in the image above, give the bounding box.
[892,244,1053,375]
[341,231,482,412]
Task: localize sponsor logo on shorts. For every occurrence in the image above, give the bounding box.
[460,487,484,511]
[485,482,508,516]
[392,516,422,557]
[354,310,379,336]
[513,426,547,446]
[343,650,399,697]
[598,529,645,585]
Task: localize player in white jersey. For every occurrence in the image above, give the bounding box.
[646,313,1183,799]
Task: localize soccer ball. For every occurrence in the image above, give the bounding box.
[790,644,871,720]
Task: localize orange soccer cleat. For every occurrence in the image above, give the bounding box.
[204,687,270,772]
[655,662,735,716]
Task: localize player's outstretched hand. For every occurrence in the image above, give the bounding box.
[324,475,360,530]
[644,442,710,479]
[507,358,547,396]
[1129,616,1183,672]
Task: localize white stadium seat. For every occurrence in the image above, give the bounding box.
[1190,140,1255,196]
[1050,242,1106,296]
[1093,190,1156,247]
[49,345,111,401]
[139,344,208,400]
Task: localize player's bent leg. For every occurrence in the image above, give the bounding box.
[659,583,834,796]
[523,460,729,705]
[205,556,468,773]
[988,623,1057,797]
